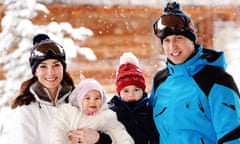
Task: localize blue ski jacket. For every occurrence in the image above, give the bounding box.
[150,45,240,144]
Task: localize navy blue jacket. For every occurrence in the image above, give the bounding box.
[108,93,159,144]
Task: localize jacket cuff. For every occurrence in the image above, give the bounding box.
[96,131,112,144]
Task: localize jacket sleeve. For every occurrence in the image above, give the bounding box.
[8,107,38,144]
[149,81,155,107]
[102,109,134,144]
[149,68,169,107]
[50,104,71,144]
[209,84,240,143]
[96,131,112,144]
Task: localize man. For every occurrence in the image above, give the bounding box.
[150,2,240,144]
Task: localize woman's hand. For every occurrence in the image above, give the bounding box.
[68,128,100,144]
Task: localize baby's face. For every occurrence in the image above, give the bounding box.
[120,85,143,102]
[82,90,102,115]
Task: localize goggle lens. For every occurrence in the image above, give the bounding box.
[153,15,186,37]
[31,41,65,59]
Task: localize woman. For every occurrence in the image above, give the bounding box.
[9,34,112,144]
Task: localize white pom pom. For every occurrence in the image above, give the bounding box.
[119,52,139,66]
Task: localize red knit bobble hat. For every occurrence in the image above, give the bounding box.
[115,52,146,95]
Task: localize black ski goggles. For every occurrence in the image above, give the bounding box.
[30,41,65,60]
[153,15,191,38]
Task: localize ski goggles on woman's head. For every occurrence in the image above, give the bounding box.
[30,41,65,60]
[153,15,190,38]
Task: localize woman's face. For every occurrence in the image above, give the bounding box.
[35,59,63,93]
[120,85,143,102]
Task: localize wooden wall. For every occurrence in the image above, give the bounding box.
[32,5,162,93]
[1,4,239,94]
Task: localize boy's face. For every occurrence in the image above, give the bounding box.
[82,90,102,114]
[120,85,143,102]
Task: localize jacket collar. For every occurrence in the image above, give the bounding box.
[167,45,226,77]
[30,81,73,106]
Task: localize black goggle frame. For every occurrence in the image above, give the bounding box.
[30,40,65,60]
[153,15,193,38]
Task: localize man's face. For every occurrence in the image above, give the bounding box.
[162,35,195,64]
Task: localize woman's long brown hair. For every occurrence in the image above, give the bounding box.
[10,71,74,109]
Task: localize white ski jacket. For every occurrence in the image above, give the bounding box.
[50,103,134,144]
[9,81,72,144]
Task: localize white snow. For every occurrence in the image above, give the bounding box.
[0,1,94,143]
[0,0,240,144]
